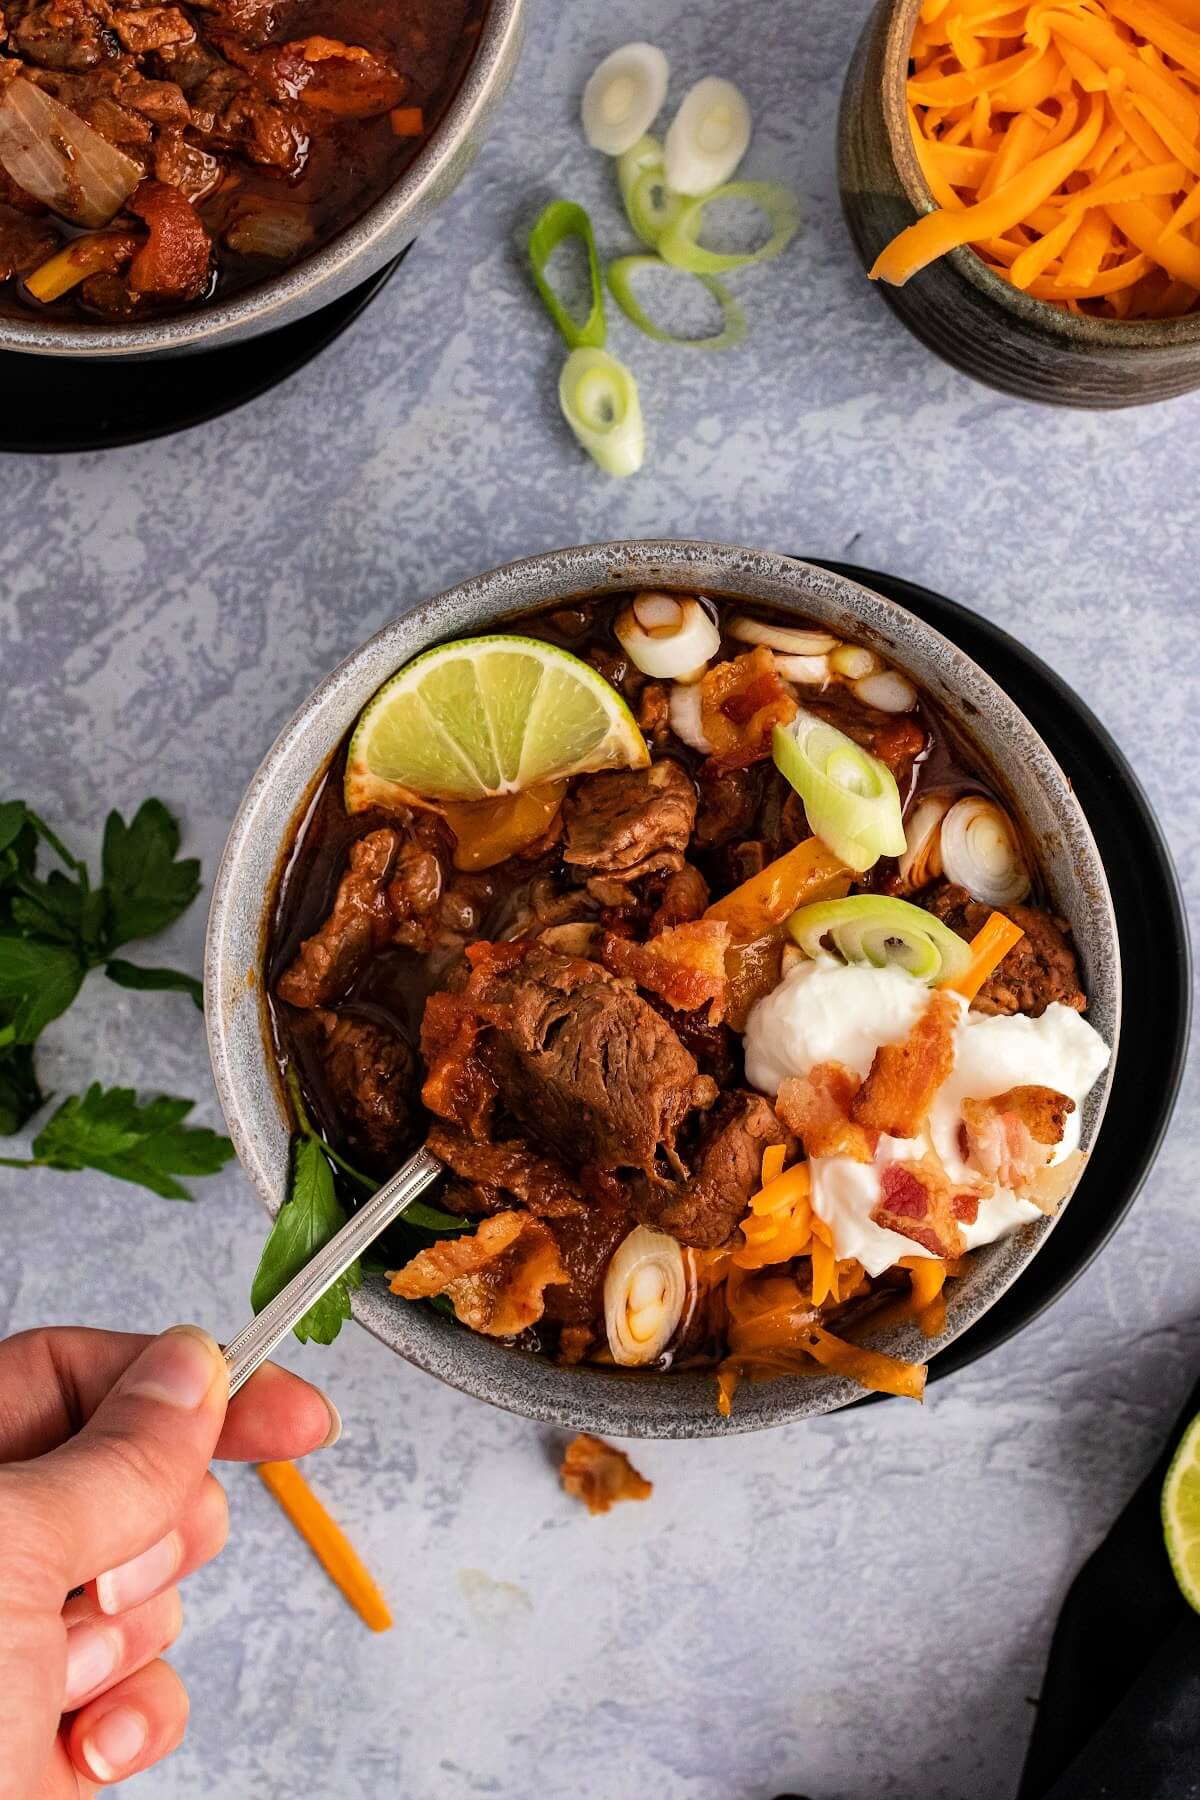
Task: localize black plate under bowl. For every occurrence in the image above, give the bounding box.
[805,560,1191,1390]
[0,250,404,455]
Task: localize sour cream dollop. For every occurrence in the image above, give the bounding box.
[743,959,1111,1273]
[744,959,937,1091]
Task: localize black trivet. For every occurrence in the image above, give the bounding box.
[0,250,405,454]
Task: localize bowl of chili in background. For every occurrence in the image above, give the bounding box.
[204,541,1121,1438]
[839,0,1200,407]
[0,0,522,357]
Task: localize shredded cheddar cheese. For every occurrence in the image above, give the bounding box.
[873,0,1200,317]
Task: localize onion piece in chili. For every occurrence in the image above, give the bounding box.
[0,76,141,228]
[940,796,1031,908]
[615,592,721,681]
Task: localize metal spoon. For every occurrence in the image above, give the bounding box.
[221,1146,443,1397]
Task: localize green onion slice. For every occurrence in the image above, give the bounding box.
[773,710,906,872]
[559,347,645,477]
[606,255,745,350]
[616,135,687,248]
[617,134,664,206]
[658,180,800,274]
[787,895,973,987]
[528,199,606,350]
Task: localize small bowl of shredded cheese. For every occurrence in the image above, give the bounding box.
[839,0,1200,407]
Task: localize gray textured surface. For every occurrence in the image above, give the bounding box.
[0,1,1196,1796]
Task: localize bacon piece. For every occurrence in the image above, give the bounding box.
[872,1156,975,1259]
[851,989,960,1139]
[601,919,730,1024]
[388,1211,567,1337]
[700,647,798,766]
[961,1084,1075,1193]
[127,179,212,300]
[559,1434,653,1515]
[419,992,501,1137]
[776,1062,879,1163]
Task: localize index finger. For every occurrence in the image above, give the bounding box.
[0,1328,338,1465]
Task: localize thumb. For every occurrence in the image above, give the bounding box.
[8,1324,229,1597]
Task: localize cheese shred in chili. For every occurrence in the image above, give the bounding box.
[872,0,1200,317]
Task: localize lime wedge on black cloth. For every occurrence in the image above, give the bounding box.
[1019,1376,1200,1798]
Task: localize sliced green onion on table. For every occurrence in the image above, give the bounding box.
[773,711,905,872]
[787,894,973,987]
[664,75,752,196]
[527,199,606,350]
[559,346,645,477]
[607,255,746,349]
[617,135,687,248]
[659,180,800,274]
[581,42,670,156]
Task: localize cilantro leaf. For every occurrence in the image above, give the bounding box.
[29,1084,234,1200]
[250,1136,362,1345]
[0,1042,42,1135]
[0,936,86,1044]
[105,959,204,1010]
[101,801,201,950]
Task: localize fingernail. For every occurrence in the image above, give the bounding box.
[81,1706,148,1783]
[319,1398,342,1449]
[123,1325,223,1410]
[63,1621,119,1708]
[96,1531,181,1616]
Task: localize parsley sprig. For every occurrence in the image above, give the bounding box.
[0,797,204,1134]
[251,1073,467,1346]
[0,1084,234,1201]
[0,795,233,1200]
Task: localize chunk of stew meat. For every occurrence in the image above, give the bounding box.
[563,761,697,883]
[432,947,718,1177]
[921,882,1086,1017]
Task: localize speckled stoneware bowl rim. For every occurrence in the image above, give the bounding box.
[880,0,1200,349]
[1,0,523,359]
[205,541,1121,1439]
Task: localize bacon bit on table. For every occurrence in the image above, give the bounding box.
[559,1434,653,1514]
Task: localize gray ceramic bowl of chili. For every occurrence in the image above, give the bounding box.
[205,541,1121,1439]
[2,0,523,361]
[839,0,1200,408]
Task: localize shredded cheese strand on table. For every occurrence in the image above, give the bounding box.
[872,0,1200,317]
[257,1460,393,1633]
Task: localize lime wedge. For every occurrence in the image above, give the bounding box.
[345,634,649,810]
[1163,1412,1200,1614]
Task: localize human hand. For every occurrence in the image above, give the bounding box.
[0,1324,338,1796]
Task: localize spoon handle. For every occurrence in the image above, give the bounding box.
[222,1146,443,1397]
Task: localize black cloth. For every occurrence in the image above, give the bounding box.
[1019,1376,1200,1800]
